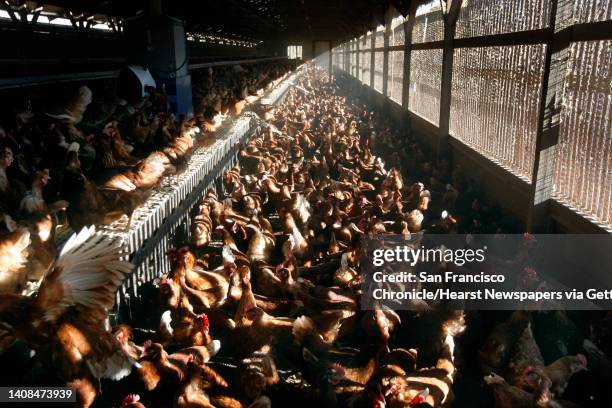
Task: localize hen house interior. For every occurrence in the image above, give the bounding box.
[0,0,611,407]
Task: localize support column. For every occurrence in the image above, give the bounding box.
[328,41,333,79]
[369,31,375,87]
[437,0,463,159]
[382,12,391,97]
[355,36,360,90]
[527,0,566,232]
[402,2,418,113]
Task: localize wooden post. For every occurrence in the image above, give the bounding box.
[355,34,360,89]
[527,0,565,232]
[402,1,418,115]
[437,0,463,159]
[328,41,333,79]
[370,30,375,87]
[382,11,391,97]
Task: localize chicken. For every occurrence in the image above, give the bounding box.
[106,122,140,165]
[581,339,612,406]
[505,323,545,388]
[19,168,68,215]
[0,226,30,293]
[192,202,214,247]
[102,151,167,191]
[61,148,149,230]
[522,354,587,397]
[232,307,294,356]
[168,246,230,293]
[174,358,216,408]
[0,146,27,214]
[123,394,146,408]
[3,213,58,286]
[0,226,135,407]
[158,308,218,349]
[137,341,184,390]
[362,309,402,353]
[114,324,143,362]
[245,222,276,263]
[479,311,530,375]
[484,372,540,408]
[379,332,456,408]
[46,85,92,124]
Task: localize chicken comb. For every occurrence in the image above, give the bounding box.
[577,353,588,367]
[522,232,537,242]
[331,363,345,376]
[143,339,152,349]
[166,246,178,258]
[123,394,140,405]
[198,314,210,329]
[179,246,190,254]
[187,354,195,363]
[523,267,538,279]
[411,394,426,404]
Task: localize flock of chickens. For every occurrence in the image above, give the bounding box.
[0,59,297,294]
[0,62,611,408]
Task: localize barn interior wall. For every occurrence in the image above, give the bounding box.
[338,73,606,234]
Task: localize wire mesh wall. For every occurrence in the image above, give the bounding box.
[331,3,611,229]
[374,51,385,93]
[361,50,371,86]
[387,50,404,104]
[375,25,385,48]
[409,49,443,125]
[412,0,444,44]
[556,0,612,30]
[553,39,612,226]
[450,45,546,181]
[455,0,552,39]
[390,14,406,46]
[350,51,358,78]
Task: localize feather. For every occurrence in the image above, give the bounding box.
[38,226,132,322]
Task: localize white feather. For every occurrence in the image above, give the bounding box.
[159,310,174,336]
[44,226,132,321]
[206,339,221,359]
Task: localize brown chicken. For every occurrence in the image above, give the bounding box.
[174,358,216,408]
[19,168,68,215]
[0,226,30,293]
[62,149,149,230]
[122,394,147,408]
[0,226,135,407]
[102,151,167,191]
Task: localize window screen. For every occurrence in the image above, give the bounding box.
[412,0,444,44]
[373,51,384,93]
[455,0,552,39]
[387,50,404,104]
[449,45,547,181]
[390,15,406,46]
[553,40,612,227]
[408,49,443,124]
[361,51,371,86]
